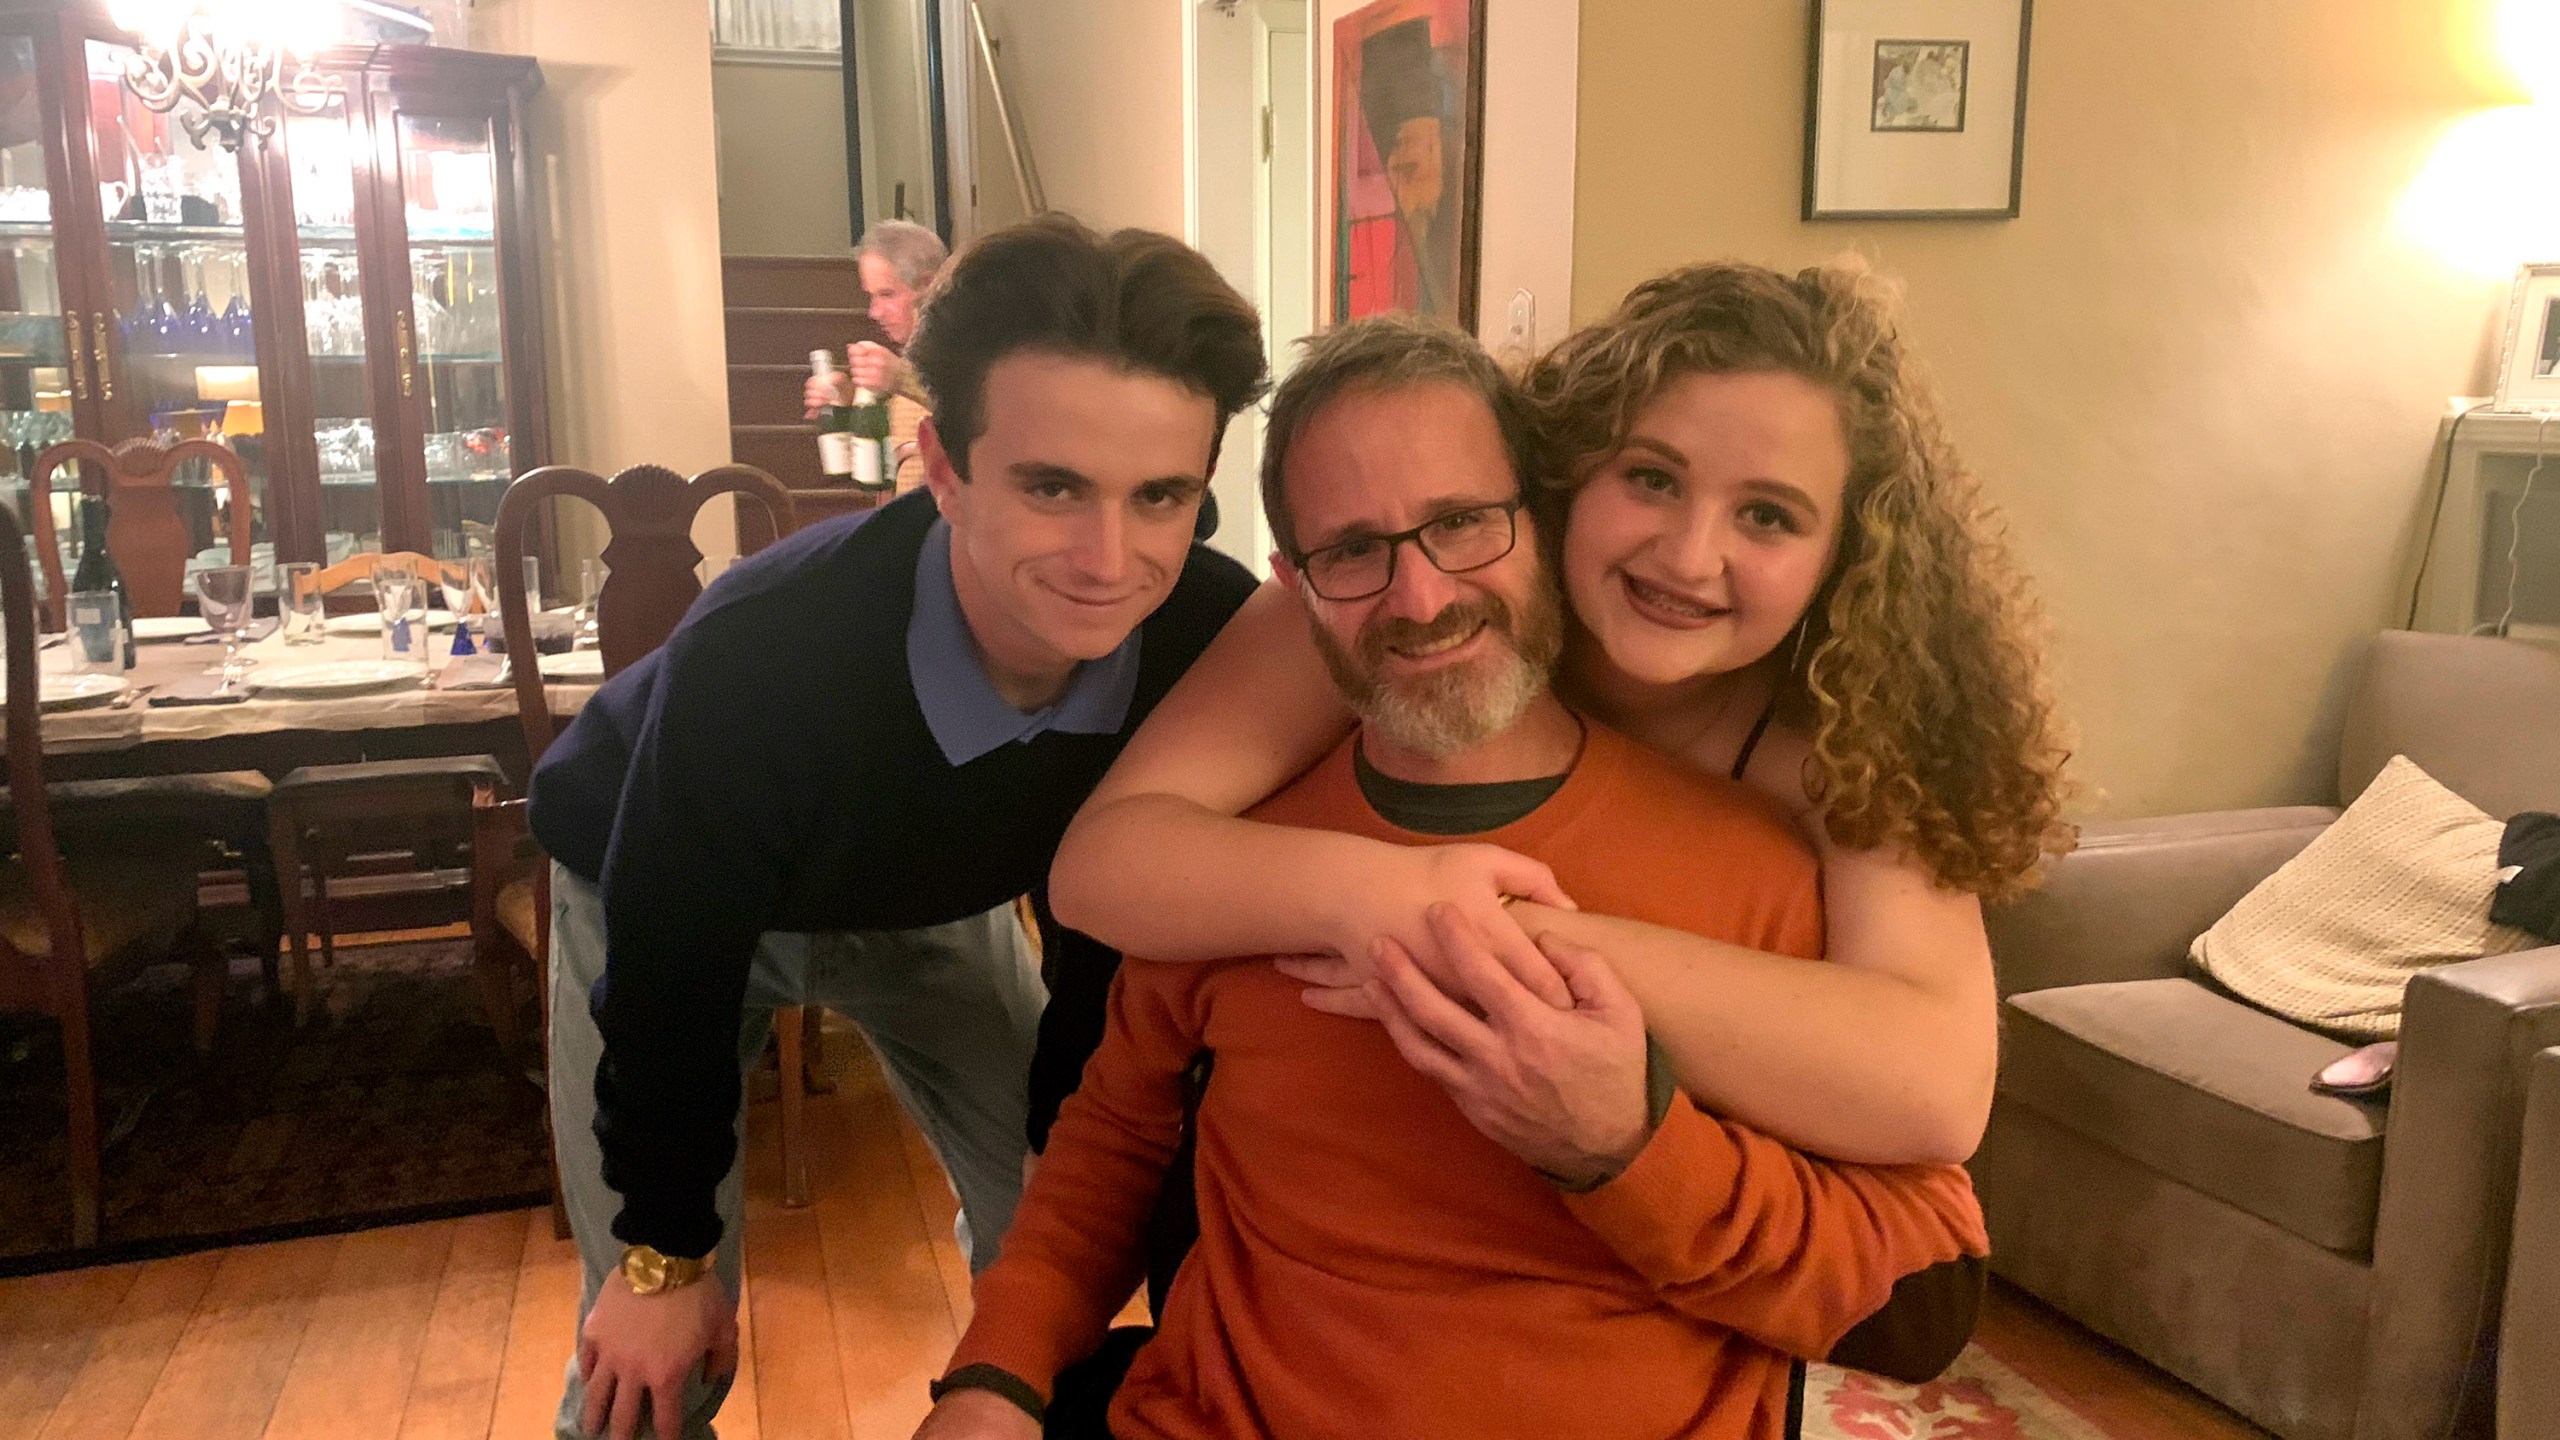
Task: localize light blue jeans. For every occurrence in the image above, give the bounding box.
[548,864,1046,1439]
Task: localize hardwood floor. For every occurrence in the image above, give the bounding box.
[1,1030,2272,1440]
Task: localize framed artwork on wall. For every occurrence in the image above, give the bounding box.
[1330,0,1486,329]
[1803,0,2032,220]
[2492,262,2560,413]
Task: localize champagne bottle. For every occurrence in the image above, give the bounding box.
[846,383,891,492]
[810,349,861,486]
[70,495,134,669]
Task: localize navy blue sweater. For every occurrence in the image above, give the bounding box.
[529,491,1255,1256]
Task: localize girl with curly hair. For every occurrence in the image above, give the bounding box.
[1047,258,2073,1165]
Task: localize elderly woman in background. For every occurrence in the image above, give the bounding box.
[806,218,948,491]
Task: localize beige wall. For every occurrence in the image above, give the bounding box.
[975,0,1188,233]
[472,0,738,561]
[1472,0,1576,358]
[712,58,855,257]
[1575,0,2525,818]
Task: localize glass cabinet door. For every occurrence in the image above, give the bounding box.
[282,96,379,560]
[0,32,72,574]
[80,36,268,569]
[389,109,510,559]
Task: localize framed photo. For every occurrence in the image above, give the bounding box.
[1331,0,1486,329]
[2491,263,2560,413]
[1804,0,2032,220]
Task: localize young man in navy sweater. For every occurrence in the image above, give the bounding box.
[529,215,1267,1440]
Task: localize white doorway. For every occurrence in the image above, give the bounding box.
[1189,0,1315,575]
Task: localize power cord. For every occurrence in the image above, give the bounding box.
[2407,405,2475,629]
[2484,412,2551,637]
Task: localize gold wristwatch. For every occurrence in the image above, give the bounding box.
[619,1244,710,1296]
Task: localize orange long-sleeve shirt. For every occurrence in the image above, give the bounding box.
[950,725,1989,1440]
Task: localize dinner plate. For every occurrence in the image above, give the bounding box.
[246,660,427,698]
[133,616,211,642]
[0,672,129,710]
[537,650,604,681]
[323,609,458,636]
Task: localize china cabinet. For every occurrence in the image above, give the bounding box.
[0,1,547,576]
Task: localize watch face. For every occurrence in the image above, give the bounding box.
[624,1248,666,1292]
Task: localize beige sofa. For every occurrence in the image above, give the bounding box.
[2505,1044,2560,1440]
[1974,632,2560,1440]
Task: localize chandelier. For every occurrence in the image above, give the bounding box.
[110,0,347,152]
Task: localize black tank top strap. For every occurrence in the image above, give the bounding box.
[1730,695,1781,783]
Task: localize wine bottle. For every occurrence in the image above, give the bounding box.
[846,384,891,492]
[809,349,861,486]
[70,496,134,669]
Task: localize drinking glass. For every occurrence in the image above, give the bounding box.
[571,557,602,651]
[279,561,326,645]
[437,554,493,655]
[194,564,254,681]
[374,557,429,666]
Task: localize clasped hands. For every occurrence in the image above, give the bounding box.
[1278,846,1655,1191]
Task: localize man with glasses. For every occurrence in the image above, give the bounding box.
[915,316,1987,1440]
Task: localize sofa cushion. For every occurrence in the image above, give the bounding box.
[2192,755,2540,1039]
[2001,978,2386,1255]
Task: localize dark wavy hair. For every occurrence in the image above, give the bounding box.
[905,213,1269,478]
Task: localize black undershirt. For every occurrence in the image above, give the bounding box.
[1351,744,1570,834]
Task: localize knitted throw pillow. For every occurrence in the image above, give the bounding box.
[2191,754,2541,1039]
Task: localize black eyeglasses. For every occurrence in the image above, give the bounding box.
[1291,499,1524,602]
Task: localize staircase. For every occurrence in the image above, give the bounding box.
[722,256,889,489]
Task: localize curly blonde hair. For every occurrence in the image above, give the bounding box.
[1521,259,2075,899]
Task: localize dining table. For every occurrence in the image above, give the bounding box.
[27,615,601,783]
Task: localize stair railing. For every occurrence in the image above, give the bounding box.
[969,0,1046,216]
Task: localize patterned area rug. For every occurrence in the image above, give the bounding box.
[0,937,551,1277]
[1807,1347,2111,1440]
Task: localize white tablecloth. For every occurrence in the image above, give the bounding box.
[39,627,599,754]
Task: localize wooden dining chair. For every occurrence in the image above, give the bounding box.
[263,549,505,1022]
[478,462,819,1214]
[0,503,229,1248]
[28,437,254,625]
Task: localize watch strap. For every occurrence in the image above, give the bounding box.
[930,1364,1045,1424]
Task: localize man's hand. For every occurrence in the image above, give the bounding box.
[1272,843,1576,1013]
[802,368,848,419]
[847,340,905,395]
[577,1272,738,1440]
[912,1389,1043,1440]
[1366,904,1653,1190]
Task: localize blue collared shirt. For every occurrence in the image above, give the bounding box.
[907,516,1144,765]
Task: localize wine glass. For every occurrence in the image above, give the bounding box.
[436,551,493,653]
[194,563,255,682]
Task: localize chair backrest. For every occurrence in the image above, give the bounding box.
[306,551,459,606]
[732,484,886,553]
[28,438,254,622]
[2337,631,2560,818]
[0,502,83,991]
[493,463,798,765]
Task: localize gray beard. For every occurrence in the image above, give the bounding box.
[1310,584,1565,762]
